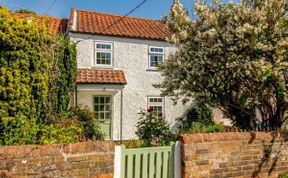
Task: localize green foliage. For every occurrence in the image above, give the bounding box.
[40,105,104,144]
[0,7,78,145]
[115,140,145,148]
[15,8,36,14]
[157,0,288,130]
[40,118,83,144]
[187,123,225,134]
[0,7,50,145]
[136,110,175,147]
[65,105,104,140]
[180,96,214,132]
[281,174,288,178]
[48,36,77,115]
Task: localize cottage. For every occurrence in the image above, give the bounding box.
[68,8,190,140]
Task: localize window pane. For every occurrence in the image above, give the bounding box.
[100,105,105,111]
[96,52,112,65]
[106,97,110,103]
[106,112,110,119]
[150,55,163,67]
[150,47,163,53]
[100,113,105,120]
[97,43,112,50]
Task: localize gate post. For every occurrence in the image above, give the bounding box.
[174,141,182,178]
[114,145,125,178]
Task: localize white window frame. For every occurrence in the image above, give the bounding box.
[94,41,113,68]
[148,46,164,70]
[147,96,165,116]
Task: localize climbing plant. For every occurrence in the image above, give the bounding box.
[48,35,77,116]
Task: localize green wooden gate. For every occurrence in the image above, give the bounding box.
[114,142,181,178]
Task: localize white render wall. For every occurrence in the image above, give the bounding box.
[70,33,191,140]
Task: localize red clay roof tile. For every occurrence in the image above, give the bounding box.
[77,69,127,84]
[13,13,68,34]
[71,9,172,41]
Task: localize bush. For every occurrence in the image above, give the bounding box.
[65,105,104,140]
[136,110,175,147]
[0,7,50,145]
[187,123,225,134]
[40,118,83,144]
[40,105,104,144]
[180,96,214,133]
[115,140,145,148]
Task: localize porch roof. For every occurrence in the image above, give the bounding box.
[77,69,127,85]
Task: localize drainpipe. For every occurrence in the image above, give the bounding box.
[75,85,78,106]
[120,90,123,143]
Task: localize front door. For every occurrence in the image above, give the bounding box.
[94,96,112,139]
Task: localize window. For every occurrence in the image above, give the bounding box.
[95,42,113,66]
[149,47,164,69]
[93,96,112,120]
[147,96,164,117]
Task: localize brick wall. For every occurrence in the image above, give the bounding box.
[178,132,288,178]
[0,141,114,178]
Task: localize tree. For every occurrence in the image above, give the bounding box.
[0,7,78,145]
[0,7,50,144]
[156,0,288,130]
[15,8,36,15]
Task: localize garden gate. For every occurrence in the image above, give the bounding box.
[114,141,181,178]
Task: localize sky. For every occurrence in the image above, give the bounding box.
[1,0,236,20]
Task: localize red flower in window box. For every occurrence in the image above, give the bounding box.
[147,107,153,113]
[159,112,163,117]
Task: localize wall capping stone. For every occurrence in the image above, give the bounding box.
[178,131,288,144]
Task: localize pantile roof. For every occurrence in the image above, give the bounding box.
[70,8,172,41]
[13,13,68,34]
[77,69,127,85]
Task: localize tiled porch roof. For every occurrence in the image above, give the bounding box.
[77,69,127,84]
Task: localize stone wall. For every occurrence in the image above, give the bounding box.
[0,141,114,178]
[178,132,288,178]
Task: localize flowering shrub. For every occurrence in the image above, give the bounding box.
[136,109,175,147]
[157,0,288,130]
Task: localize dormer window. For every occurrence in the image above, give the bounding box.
[148,46,164,70]
[95,42,113,67]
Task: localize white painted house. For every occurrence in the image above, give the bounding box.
[68,8,190,140]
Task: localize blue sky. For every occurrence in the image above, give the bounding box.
[2,0,235,19]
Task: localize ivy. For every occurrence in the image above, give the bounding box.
[48,36,77,116]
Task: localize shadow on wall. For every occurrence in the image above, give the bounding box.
[170,102,195,133]
[252,131,288,177]
[170,103,231,134]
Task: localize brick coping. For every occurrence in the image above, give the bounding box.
[0,141,115,155]
[178,131,288,144]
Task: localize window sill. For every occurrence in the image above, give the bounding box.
[92,65,113,69]
[146,68,159,72]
